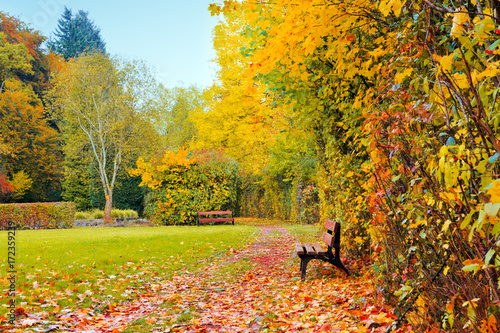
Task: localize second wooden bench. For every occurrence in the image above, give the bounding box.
[197,211,234,226]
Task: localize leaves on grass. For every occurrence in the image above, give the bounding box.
[4,225,412,332]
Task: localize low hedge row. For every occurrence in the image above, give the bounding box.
[0,202,75,229]
[75,209,139,220]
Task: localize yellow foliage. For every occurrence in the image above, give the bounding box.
[10,170,33,200]
[450,8,470,36]
[191,8,282,175]
[394,67,413,84]
[487,180,500,203]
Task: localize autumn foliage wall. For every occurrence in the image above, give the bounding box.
[207,0,500,331]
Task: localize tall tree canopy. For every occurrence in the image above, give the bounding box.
[49,53,160,222]
[147,85,204,150]
[48,7,106,59]
[0,12,61,202]
[191,9,280,176]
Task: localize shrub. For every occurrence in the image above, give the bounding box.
[10,170,33,201]
[0,202,75,229]
[90,175,145,216]
[75,209,138,220]
[132,148,238,225]
[124,209,138,218]
[110,209,120,218]
[91,210,104,219]
[75,212,89,220]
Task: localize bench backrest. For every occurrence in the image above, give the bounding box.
[321,220,341,249]
[197,211,234,226]
[197,211,232,216]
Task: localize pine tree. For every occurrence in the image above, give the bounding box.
[48,7,106,59]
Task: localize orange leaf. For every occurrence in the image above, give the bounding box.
[481,314,498,333]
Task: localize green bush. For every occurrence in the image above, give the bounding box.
[75,209,138,220]
[124,209,138,218]
[0,202,75,229]
[75,211,90,220]
[91,210,104,219]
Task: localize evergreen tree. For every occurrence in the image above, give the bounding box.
[48,7,106,59]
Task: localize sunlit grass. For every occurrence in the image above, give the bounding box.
[0,224,257,318]
[281,223,320,245]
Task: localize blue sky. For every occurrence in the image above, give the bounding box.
[1,0,221,87]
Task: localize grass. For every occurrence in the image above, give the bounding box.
[0,224,257,318]
[283,223,321,243]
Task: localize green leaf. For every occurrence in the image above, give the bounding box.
[484,202,500,217]
[392,174,401,182]
[491,221,500,237]
[469,209,485,241]
[462,263,480,273]
[483,248,495,269]
[460,210,475,230]
[477,159,489,173]
[446,137,456,146]
[488,39,500,51]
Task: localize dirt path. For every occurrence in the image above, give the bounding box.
[73,226,407,333]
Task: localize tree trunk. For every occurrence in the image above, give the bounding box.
[104,189,113,224]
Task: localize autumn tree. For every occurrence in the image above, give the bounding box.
[0,80,61,201]
[0,12,62,201]
[148,85,204,150]
[1,11,52,101]
[50,53,144,223]
[50,55,162,213]
[48,7,106,59]
[192,9,279,175]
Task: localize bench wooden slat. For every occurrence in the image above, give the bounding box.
[198,218,234,223]
[198,211,232,215]
[325,220,339,233]
[296,243,305,255]
[304,243,316,255]
[322,231,334,247]
[312,243,327,254]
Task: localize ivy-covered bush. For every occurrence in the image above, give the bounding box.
[0,202,75,229]
[132,148,238,225]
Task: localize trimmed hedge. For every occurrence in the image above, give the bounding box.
[75,209,139,220]
[0,202,75,229]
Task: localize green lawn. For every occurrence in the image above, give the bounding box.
[282,223,321,238]
[0,224,257,318]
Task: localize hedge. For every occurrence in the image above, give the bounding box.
[0,202,75,229]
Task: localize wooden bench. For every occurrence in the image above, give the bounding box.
[197,211,234,226]
[295,220,349,280]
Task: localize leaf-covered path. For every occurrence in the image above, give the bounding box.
[73,226,407,333]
